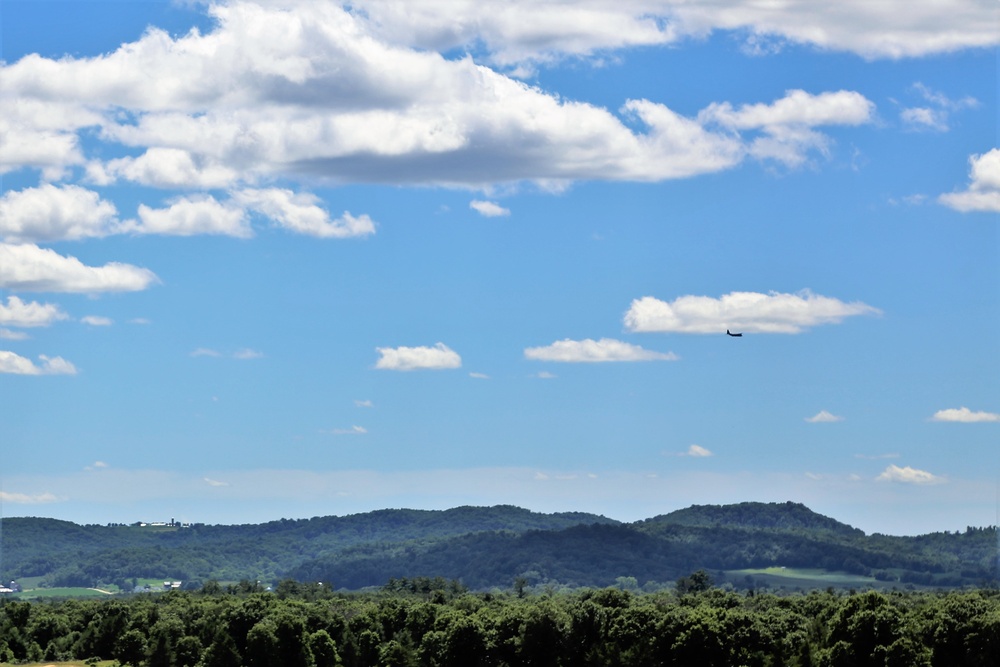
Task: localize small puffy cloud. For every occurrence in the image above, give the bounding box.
[470,200,510,217]
[699,89,875,167]
[0,184,123,242]
[0,490,58,504]
[85,461,109,471]
[232,188,376,238]
[524,338,678,362]
[375,342,462,371]
[939,149,1000,213]
[624,289,880,334]
[134,195,252,238]
[332,425,368,435]
[354,399,374,408]
[81,315,113,326]
[876,465,943,484]
[203,477,230,487]
[685,444,713,457]
[534,371,556,379]
[805,410,844,423]
[0,295,68,328]
[233,348,264,360]
[930,407,1000,423]
[0,350,77,375]
[469,371,490,379]
[0,243,158,293]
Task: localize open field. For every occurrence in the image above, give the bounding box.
[726,567,914,591]
[11,587,114,600]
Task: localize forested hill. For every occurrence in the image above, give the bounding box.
[641,501,864,537]
[2,502,997,592]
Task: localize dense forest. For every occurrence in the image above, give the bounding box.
[1,578,998,666]
[2,502,998,591]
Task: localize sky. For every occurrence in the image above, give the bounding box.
[0,0,997,536]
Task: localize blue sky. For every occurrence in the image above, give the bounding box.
[0,0,997,535]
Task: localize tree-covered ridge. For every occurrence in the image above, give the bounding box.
[1,506,617,587]
[642,501,863,537]
[2,503,997,591]
[2,582,999,666]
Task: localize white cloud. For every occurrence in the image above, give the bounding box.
[233,348,264,360]
[375,342,462,370]
[700,89,875,167]
[685,444,713,457]
[901,83,978,132]
[930,407,1000,423]
[469,372,490,379]
[534,371,556,379]
[0,490,59,504]
[0,351,77,375]
[0,296,68,328]
[900,107,948,132]
[332,425,368,435]
[876,464,943,484]
[524,337,678,363]
[0,243,158,293]
[232,188,376,238]
[805,410,844,423]
[89,147,240,188]
[624,289,880,334]
[0,97,97,177]
[939,149,1000,213]
[81,315,113,327]
[204,477,230,487]
[0,4,880,187]
[85,461,110,471]
[354,399,374,408]
[0,329,29,340]
[191,348,222,357]
[134,195,252,238]
[0,184,123,242]
[348,0,1000,65]
[470,200,510,217]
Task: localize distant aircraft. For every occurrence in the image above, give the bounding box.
[726,329,743,337]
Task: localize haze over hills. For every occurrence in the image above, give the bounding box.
[2,502,996,592]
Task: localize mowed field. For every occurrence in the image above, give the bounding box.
[728,567,915,590]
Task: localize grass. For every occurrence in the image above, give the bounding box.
[12,587,114,600]
[726,567,918,591]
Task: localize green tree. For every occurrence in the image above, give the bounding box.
[309,630,342,667]
[114,628,147,667]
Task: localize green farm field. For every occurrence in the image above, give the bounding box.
[727,567,909,590]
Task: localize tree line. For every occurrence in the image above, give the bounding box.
[1,577,998,666]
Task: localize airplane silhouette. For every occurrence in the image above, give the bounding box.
[726,329,743,337]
